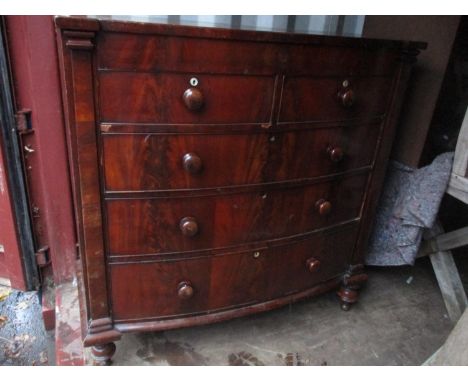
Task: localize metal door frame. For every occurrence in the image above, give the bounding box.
[0,18,39,290]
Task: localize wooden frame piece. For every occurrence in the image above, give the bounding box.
[55,23,120,347]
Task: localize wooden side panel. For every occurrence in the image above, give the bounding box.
[68,48,109,319]
[56,28,121,347]
[352,47,422,265]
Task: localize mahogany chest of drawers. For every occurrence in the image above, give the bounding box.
[55,16,424,364]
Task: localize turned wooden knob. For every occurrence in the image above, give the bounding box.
[338,88,355,108]
[177,281,194,300]
[183,88,204,111]
[306,257,321,273]
[179,217,199,237]
[182,153,203,174]
[315,199,332,216]
[327,146,344,163]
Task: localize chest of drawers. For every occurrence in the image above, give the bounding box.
[55,16,425,364]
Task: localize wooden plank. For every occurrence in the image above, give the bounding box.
[420,226,468,255]
[423,309,468,365]
[447,173,468,204]
[425,222,468,323]
[452,106,468,177]
[56,25,121,346]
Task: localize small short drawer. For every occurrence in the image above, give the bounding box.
[278,76,393,123]
[99,72,275,124]
[109,224,358,321]
[105,173,367,256]
[102,123,380,191]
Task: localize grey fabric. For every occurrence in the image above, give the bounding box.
[366,152,454,266]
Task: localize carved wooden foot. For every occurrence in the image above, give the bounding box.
[91,342,116,366]
[337,286,360,311]
[337,264,368,311]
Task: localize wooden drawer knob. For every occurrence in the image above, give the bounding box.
[338,88,355,108]
[182,153,203,174]
[315,199,332,216]
[327,146,344,163]
[183,87,204,111]
[179,217,199,237]
[177,281,194,300]
[306,257,321,273]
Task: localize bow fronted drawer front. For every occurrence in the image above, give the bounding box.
[109,224,359,322]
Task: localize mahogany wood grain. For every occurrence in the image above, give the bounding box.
[278,76,393,123]
[59,34,109,319]
[114,277,343,333]
[110,225,358,321]
[105,174,367,255]
[56,28,122,348]
[96,32,398,77]
[102,123,381,191]
[55,16,424,358]
[99,71,276,124]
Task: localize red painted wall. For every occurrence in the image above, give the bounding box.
[5,16,77,284]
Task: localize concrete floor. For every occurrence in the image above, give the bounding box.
[106,257,463,366]
[0,287,55,366]
[1,255,465,366]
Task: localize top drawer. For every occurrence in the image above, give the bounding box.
[99,72,276,124]
[96,33,399,125]
[278,76,393,123]
[97,33,398,77]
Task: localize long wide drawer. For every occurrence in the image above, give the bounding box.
[102,123,380,191]
[97,32,397,77]
[109,224,359,321]
[105,173,367,256]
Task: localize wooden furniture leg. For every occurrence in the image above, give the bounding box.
[337,264,369,311]
[91,343,116,366]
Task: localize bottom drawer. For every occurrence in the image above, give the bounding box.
[110,224,359,322]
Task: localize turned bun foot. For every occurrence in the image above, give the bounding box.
[337,265,368,311]
[91,342,116,365]
[337,286,360,311]
[340,302,351,311]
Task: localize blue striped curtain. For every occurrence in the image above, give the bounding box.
[93,15,365,37]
